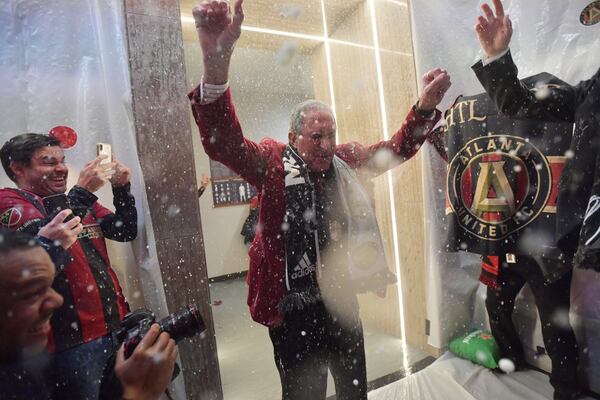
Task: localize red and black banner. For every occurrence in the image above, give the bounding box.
[445,73,573,259]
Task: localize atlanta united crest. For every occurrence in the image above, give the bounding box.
[447,135,552,241]
[0,207,23,228]
[581,1,600,26]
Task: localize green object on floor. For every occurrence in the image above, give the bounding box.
[448,330,501,369]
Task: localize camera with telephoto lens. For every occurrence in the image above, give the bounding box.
[115,304,206,358]
[99,305,206,399]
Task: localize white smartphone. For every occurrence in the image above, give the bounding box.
[96,143,112,165]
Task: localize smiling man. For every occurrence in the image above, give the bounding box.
[190,1,451,398]
[0,229,63,399]
[0,229,178,400]
[0,230,63,359]
[0,133,138,399]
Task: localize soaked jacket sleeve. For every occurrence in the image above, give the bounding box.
[336,105,441,174]
[189,87,271,189]
[97,184,138,242]
[69,184,137,242]
[472,50,594,123]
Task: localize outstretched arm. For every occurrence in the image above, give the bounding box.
[69,157,137,242]
[190,0,268,188]
[472,0,581,122]
[475,0,513,61]
[337,68,451,173]
[194,0,244,85]
[101,158,137,241]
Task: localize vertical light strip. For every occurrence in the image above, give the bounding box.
[319,0,338,142]
[367,0,411,373]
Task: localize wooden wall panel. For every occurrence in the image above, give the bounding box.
[374,0,413,54]
[327,44,381,138]
[376,0,432,353]
[328,1,373,47]
[321,39,404,337]
[180,0,365,38]
[311,43,404,336]
[124,1,222,398]
[310,0,434,354]
[310,44,332,105]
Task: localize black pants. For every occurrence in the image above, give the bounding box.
[485,255,579,397]
[269,302,367,400]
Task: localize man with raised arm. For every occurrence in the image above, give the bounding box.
[471,1,598,398]
[190,1,451,399]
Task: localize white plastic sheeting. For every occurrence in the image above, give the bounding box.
[0,2,194,397]
[410,0,600,392]
[0,0,177,386]
[368,352,596,400]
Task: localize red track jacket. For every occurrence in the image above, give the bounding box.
[190,88,441,327]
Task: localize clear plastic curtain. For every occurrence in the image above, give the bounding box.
[410,0,600,391]
[0,0,170,359]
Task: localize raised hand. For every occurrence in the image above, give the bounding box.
[418,68,452,112]
[200,174,210,189]
[38,209,83,249]
[110,156,132,188]
[198,174,210,197]
[193,0,244,84]
[475,0,513,58]
[76,156,113,193]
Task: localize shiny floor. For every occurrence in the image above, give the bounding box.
[210,277,429,400]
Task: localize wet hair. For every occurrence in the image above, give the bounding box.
[0,133,60,182]
[0,228,39,257]
[289,100,335,137]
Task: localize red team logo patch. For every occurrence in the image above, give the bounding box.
[0,208,23,228]
[581,1,600,25]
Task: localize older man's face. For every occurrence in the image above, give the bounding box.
[0,247,63,360]
[290,109,337,172]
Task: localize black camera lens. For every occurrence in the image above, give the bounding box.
[158,305,205,342]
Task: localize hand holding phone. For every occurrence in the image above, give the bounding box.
[109,156,132,188]
[77,157,113,193]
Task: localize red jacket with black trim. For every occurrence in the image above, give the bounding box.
[190,88,440,327]
[0,184,137,352]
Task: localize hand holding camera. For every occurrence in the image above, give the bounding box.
[100,305,206,399]
[114,324,178,400]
